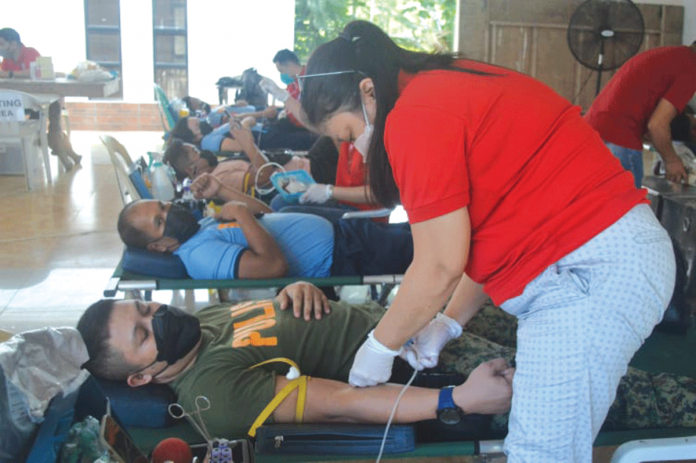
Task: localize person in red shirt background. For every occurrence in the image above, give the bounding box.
[269,137,388,224]
[584,42,696,187]
[299,20,676,463]
[272,49,305,128]
[0,27,82,171]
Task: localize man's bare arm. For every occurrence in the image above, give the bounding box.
[191,173,271,214]
[228,122,281,186]
[647,98,687,183]
[272,358,513,424]
[216,203,288,278]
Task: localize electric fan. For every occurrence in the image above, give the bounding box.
[567,0,645,96]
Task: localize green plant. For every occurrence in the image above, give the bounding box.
[294,0,456,60]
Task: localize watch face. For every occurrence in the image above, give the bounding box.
[437,408,462,425]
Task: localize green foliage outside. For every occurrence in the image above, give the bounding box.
[294,0,457,61]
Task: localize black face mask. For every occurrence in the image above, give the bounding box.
[200,102,211,115]
[199,120,214,136]
[152,305,202,365]
[163,204,200,244]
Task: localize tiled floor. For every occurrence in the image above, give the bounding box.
[0,131,167,334]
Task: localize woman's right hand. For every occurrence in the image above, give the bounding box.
[454,358,514,415]
[191,173,221,199]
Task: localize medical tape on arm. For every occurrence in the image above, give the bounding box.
[247,357,309,438]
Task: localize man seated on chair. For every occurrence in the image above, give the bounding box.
[116,192,412,280]
[0,27,82,171]
[77,281,696,440]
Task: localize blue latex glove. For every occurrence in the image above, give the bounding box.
[348,330,401,387]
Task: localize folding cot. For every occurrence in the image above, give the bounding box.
[51,324,694,463]
[97,136,696,461]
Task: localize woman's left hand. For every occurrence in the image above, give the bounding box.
[348,330,401,387]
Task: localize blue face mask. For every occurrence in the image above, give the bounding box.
[280,73,294,85]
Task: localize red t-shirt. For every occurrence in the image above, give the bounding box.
[285,66,305,127]
[1,45,40,72]
[335,141,383,216]
[584,46,696,150]
[385,60,646,304]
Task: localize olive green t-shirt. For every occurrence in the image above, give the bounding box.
[171,299,384,438]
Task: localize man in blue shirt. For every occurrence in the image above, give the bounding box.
[117,199,412,281]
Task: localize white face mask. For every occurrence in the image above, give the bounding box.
[353,101,372,162]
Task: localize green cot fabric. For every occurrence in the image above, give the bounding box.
[171,299,384,438]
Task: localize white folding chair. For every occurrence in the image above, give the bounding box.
[99,134,144,204]
[0,90,51,190]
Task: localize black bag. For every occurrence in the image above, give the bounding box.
[235,68,267,109]
[254,423,416,455]
[215,76,243,88]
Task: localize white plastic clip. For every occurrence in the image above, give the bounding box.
[285,366,300,380]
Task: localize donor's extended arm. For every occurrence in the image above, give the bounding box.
[272,358,513,424]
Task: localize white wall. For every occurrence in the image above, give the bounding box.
[684,1,696,45]
[120,1,154,102]
[2,0,295,104]
[187,0,295,104]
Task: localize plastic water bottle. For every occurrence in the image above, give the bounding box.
[151,161,175,200]
[181,178,194,201]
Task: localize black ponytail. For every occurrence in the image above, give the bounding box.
[301,20,490,208]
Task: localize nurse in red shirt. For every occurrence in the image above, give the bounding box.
[300,21,675,463]
[0,28,82,171]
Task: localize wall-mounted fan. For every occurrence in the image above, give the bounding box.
[567,0,645,96]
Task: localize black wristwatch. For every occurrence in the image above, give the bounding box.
[436,386,464,425]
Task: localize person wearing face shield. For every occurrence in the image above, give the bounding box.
[264,65,388,222]
[298,20,676,463]
[0,27,82,171]
[264,49,306,129]
[270,136,389,225]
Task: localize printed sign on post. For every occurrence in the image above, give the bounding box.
[0,92,26,121]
